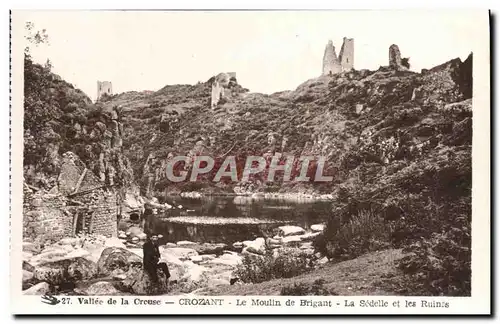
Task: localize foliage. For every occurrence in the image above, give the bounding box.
[280,279,338,296]
[314,208,392,261]
[235,249,311,284]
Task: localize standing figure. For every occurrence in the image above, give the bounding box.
[142,234,170,285]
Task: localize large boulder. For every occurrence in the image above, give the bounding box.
[180,243,228,255]
[29,245,90,266]
[277,226,306,237]
[208,252,242,267]
[22,270,35,290]
[34,257,97,285]
[126,226,145,239]
[162,247,198,260]
[97,247,143,276]
[299,232,322,241]
[180,261,208,282]
[118,265,169,295]
[310,224,326,232]
[22,242,41,254]
[243,237,266,255]
[23,282,51,295]
[86,281,122,295]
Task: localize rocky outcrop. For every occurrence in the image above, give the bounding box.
[34,257,97,285]
[96,247,142,276]
[23,282,52,295]
[85,281,122,295]
[118,265,169,295]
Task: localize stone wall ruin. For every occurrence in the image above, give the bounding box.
[322,40,342,76]
[97,81,113,101]
[389,44,408,71]
[23,152,119,244]
[211,72,238,109]
[322,37,354,75]
[339,37,354,72]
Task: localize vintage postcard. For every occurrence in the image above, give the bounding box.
[10,9,491,315]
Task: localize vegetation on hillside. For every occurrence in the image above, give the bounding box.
[22,21,473,296]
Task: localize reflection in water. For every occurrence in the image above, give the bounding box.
[148,196,332,244]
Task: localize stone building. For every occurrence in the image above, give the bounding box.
[23,152,118,244]
[322,37,354,75]
[97,81,113,101]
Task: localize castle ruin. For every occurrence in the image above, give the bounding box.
[97,81,113,101]
[389,44,408,71]
[211,72,237,109]
[322,37,354,75]
[322,40,342,75]
[339,37,354,72]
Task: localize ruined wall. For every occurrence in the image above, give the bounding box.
[23,188,71,243]
[322,40,342,76]
[23,187,118,243]
[75,189,118,238]
[339,37,354,72]
[211,72,237,109]
[97,81,113,101]
[389,44,408,71]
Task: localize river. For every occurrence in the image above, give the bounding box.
[147,196,332,244]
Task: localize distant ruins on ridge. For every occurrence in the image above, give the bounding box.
[97,81,113,101]
[322,37,354,75]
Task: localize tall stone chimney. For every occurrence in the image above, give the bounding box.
[322,40,342,76]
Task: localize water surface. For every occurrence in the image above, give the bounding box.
[148,196,332,244]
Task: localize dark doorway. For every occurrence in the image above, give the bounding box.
[75,211,85,235]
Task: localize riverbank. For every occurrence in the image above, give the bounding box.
[22,224,329,296]
[178,191,335,202]
[194,249,407,296]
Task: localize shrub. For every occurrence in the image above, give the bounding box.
[314,208,392,261]
[281,279,338,296]
[235,249,311,284]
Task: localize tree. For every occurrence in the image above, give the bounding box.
[24,21,49,59]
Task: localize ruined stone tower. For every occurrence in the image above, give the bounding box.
[322,40,342,76]
[339,37,354,72]
[322,38,354,75]
[97,81,113,101]
[389,44,408,71]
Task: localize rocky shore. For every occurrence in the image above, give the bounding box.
[179,191,335,201]
[22,224,327,296]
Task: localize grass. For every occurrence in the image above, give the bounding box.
[191,249,405,296]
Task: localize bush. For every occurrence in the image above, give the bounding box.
[281,279,338,296]
[314,208,392,261]
[235,249,311,284]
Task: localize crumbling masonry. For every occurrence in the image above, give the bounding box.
[23,152,118,244]
[322,37,354,75]
[97,81,113,101]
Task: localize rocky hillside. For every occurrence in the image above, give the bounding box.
[97,54,472,201]
[23,50,473,296]
[23,56,134,191]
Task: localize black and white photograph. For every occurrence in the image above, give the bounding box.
[9,9,490,315]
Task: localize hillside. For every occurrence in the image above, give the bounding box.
[195,249,406,296]
[23,50,473,296]
[98,55,472,200]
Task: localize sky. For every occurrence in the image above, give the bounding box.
[16,10,483,101]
